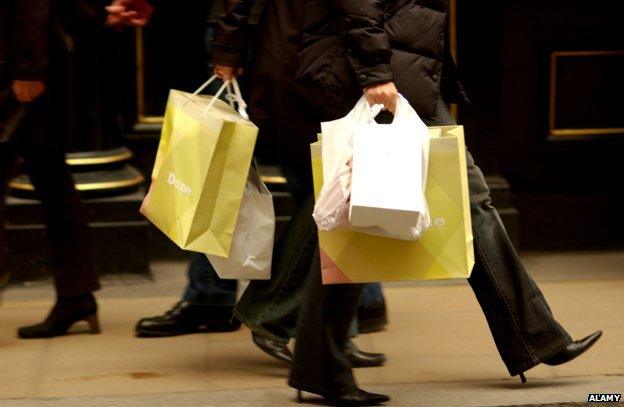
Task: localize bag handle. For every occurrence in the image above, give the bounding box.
[366,102,384,122]
[230,78,249,120]
[350,96,384,124]
[182,75,250,120]
[393,94,428,127]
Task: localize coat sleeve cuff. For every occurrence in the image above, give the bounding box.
[11,65,46,81]
[352,63,394,88]
[212,32,246,67]
[212,44,245,67]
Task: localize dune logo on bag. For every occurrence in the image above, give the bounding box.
[167,172,192,196]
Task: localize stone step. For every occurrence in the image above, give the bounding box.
[6,220,150,282]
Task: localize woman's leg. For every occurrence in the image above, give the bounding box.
[466,152,571,376]
[23,144,99,297]
[15,99,100,338]
[0,143,18,286]
[288,247,364,397]
[431,97,572,376]
[429,99,572,376]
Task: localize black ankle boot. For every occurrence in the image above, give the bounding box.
[17,293,100,339]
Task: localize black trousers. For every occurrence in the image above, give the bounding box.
[0,97,99,297]
[289,244,363,398]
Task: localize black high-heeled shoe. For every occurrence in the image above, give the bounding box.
[252,332,293,364]
[253,333,387,368]
[517,330,602,384]
[297,388,390,406]
[17,293,100,339]
[544,331,602,365]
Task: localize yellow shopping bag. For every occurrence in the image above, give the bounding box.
[141,87,257,257]
[312,125,474,284]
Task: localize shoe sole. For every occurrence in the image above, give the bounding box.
[136,323,241,338]
[329,397,391,406]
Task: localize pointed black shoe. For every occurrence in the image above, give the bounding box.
[135,301,240,337]
[252,334,386,368]
[345,341,386,368]
[297,388,390,406]
[252,331,293,364]
[18,293,99,339]
[517,331,603,383]
[544,330,603,366]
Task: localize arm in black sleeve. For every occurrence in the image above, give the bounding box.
[10,0,52,81]
[335,0,393,87]
[212,0,256,67]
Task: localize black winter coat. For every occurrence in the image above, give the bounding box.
[214,0,467,121]
[0,0,108,147]
[0,0,52,82]
[0,0,105,81]
[215,0,469,179]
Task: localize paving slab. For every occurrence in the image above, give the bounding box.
[1,252,623,406]
[0,375,622,406]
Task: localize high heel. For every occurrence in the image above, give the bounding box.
[84,313,101,334]
[519,372,527,384]
[297,390,304,403]
[17,293,99,339]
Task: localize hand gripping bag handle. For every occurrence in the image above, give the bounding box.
[182,75,250,120]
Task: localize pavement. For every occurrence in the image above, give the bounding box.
[0,251,623,406]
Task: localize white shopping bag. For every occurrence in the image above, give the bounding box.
[312,97,383,230]
[349,95,431,240]
[206,163,275,280]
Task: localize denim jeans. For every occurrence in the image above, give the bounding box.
[360,283,383,306]
[182,253,237,307]
[432,98,571,374]
[286,98,573,394]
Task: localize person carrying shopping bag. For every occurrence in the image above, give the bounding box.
[132,2,388,344]
[109,0,389,369]
[212,0,602,405]
[111,0,602,406]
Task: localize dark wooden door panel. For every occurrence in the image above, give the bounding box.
[457,0,624,248]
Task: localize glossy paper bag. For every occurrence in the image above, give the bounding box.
[312,125,474,283]
[141,89,257,257]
